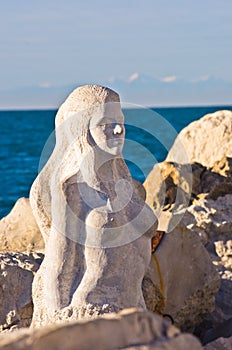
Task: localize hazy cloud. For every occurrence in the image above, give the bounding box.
[128,73,139,83]
[161,76,177,83]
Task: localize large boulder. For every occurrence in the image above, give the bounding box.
[183,196,232,340]
[0,309,203,350]
[148,220,220,332]
[143,110,232,342]
[144,158,231,335]
[0,252,43,331]
[144,151,232,340]
[0,198,44,252]
[166,110,232,167]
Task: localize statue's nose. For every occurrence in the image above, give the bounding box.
[113,124,123,135]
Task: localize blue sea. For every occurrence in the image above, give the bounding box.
[1,105,231,219]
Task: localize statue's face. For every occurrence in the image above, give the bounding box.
[89,102,125,156]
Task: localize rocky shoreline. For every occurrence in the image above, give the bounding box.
[0,110,231,349]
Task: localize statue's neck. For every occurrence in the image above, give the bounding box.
[80,150,131,196]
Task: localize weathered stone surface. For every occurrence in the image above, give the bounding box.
[144,158,232,214]
[183,195,232,340]
[204,336,232,350]
[144,157,231,336]
[0,252,43,331]
[146,177,231,340]
[0,198,44,252]
[211,156,232,178]
[142,269,165,316]
[29,85,158,327]
[0,309,203,350]
[184,195,232,247]
[148,220,220,332]
[143,110,232,343]
[143,161,193,212]
[166,110,232,167]
[125,334,203,349]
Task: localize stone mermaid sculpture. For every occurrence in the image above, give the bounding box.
[30,85,158,326]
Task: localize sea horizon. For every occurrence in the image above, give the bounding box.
[1,104,232,219]
[1,102,232,112]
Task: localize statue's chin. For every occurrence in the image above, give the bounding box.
[98,145,123,157]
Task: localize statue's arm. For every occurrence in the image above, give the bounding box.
[43,178,85,310]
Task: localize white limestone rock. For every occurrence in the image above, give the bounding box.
[149,219,220,332]
[0,198,44,252]
[0,309,203,350]
[0,252,43,331]
[185,195,232,250]
[167,110,232,167]
[143,158,232,215]
[182,196,232,337]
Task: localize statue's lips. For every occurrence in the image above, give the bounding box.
[110,140,124,149]
[110,138,124,144]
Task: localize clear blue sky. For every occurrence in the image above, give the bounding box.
[0,0,232,106]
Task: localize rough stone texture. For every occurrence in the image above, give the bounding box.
[143,161,193,213]
[143,110,232,343]
[0,309,203,350]
[144,154,232,337]
[144,157,232,340]
[184,194,232,323]
[204,336,232,350]
[0,252,43,331]
[143,158,232,214]
[147,195,231,338]
[166,110,232,167]
[183,195,232,342]
[142,270,165,316]
[148,221,220,332]
[211,156,232,178]
[29,85,158,327]
[183,195,232,248]
[0,198,44,252]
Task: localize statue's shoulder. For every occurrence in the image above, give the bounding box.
[62,172,84,189]
[64,174,79,186]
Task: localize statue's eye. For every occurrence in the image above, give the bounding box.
[100,124,108,130]
[100,122,122,132]
[100,124,112,131]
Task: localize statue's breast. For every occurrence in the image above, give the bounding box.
[63,179,108,220]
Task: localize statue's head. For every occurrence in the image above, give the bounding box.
[56,86,124,150]
[53,85,127,184]
[88,101,125,156]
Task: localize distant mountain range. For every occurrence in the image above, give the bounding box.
[1,74,232,109]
